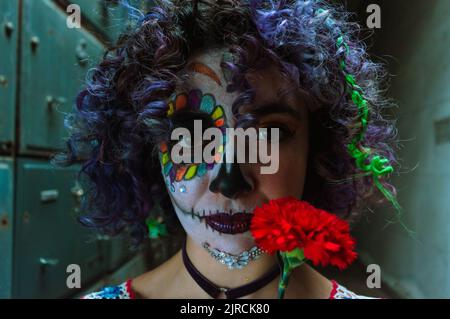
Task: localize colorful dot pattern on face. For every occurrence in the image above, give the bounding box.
[160,90,227,186]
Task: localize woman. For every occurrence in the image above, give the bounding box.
[53,0,398,299]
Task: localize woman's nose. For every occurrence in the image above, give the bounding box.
[209,159,253,199]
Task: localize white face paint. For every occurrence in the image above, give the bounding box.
[159,47,310,258]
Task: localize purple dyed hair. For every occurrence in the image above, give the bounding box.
[52,0,399,246]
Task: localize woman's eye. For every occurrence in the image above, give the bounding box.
[258,124,294,142]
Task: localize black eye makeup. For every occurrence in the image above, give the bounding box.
[169,110,215,140]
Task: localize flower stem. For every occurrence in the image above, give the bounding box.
[278,260,292,299]
[277,249,305,299]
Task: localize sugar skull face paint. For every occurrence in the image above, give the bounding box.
[159,47,310,258]
[159,90,227,188]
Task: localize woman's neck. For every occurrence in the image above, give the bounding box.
[132,235,333,299]
[184,236,279,293]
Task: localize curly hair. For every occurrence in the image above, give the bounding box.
[52,0,399,246]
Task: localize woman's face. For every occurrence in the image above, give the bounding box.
[159,48,309,258]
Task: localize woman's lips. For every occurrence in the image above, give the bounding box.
[204,212,253,234]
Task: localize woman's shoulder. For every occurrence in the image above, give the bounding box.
[82,279,136,299]
[329,280,380,299]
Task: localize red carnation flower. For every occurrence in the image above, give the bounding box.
[250,196,357,270]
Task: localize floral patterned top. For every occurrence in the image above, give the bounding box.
[83,279,377,299]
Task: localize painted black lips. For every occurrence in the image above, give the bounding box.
[205,212,253,234]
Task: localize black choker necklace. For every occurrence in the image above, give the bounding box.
[182,240,281,299]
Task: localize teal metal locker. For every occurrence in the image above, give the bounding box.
[20,0,105,154]
[13,158,109,298]
[0,0,18,153]
[1,0,156,298]
[0,158,14,298]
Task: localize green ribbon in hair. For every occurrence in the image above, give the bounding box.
[337,35,414,236]
[338,34,397,206]
[319,7,412,233]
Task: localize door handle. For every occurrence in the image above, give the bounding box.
[39,257,60,267]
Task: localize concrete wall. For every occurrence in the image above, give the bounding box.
[353,0,450,298]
